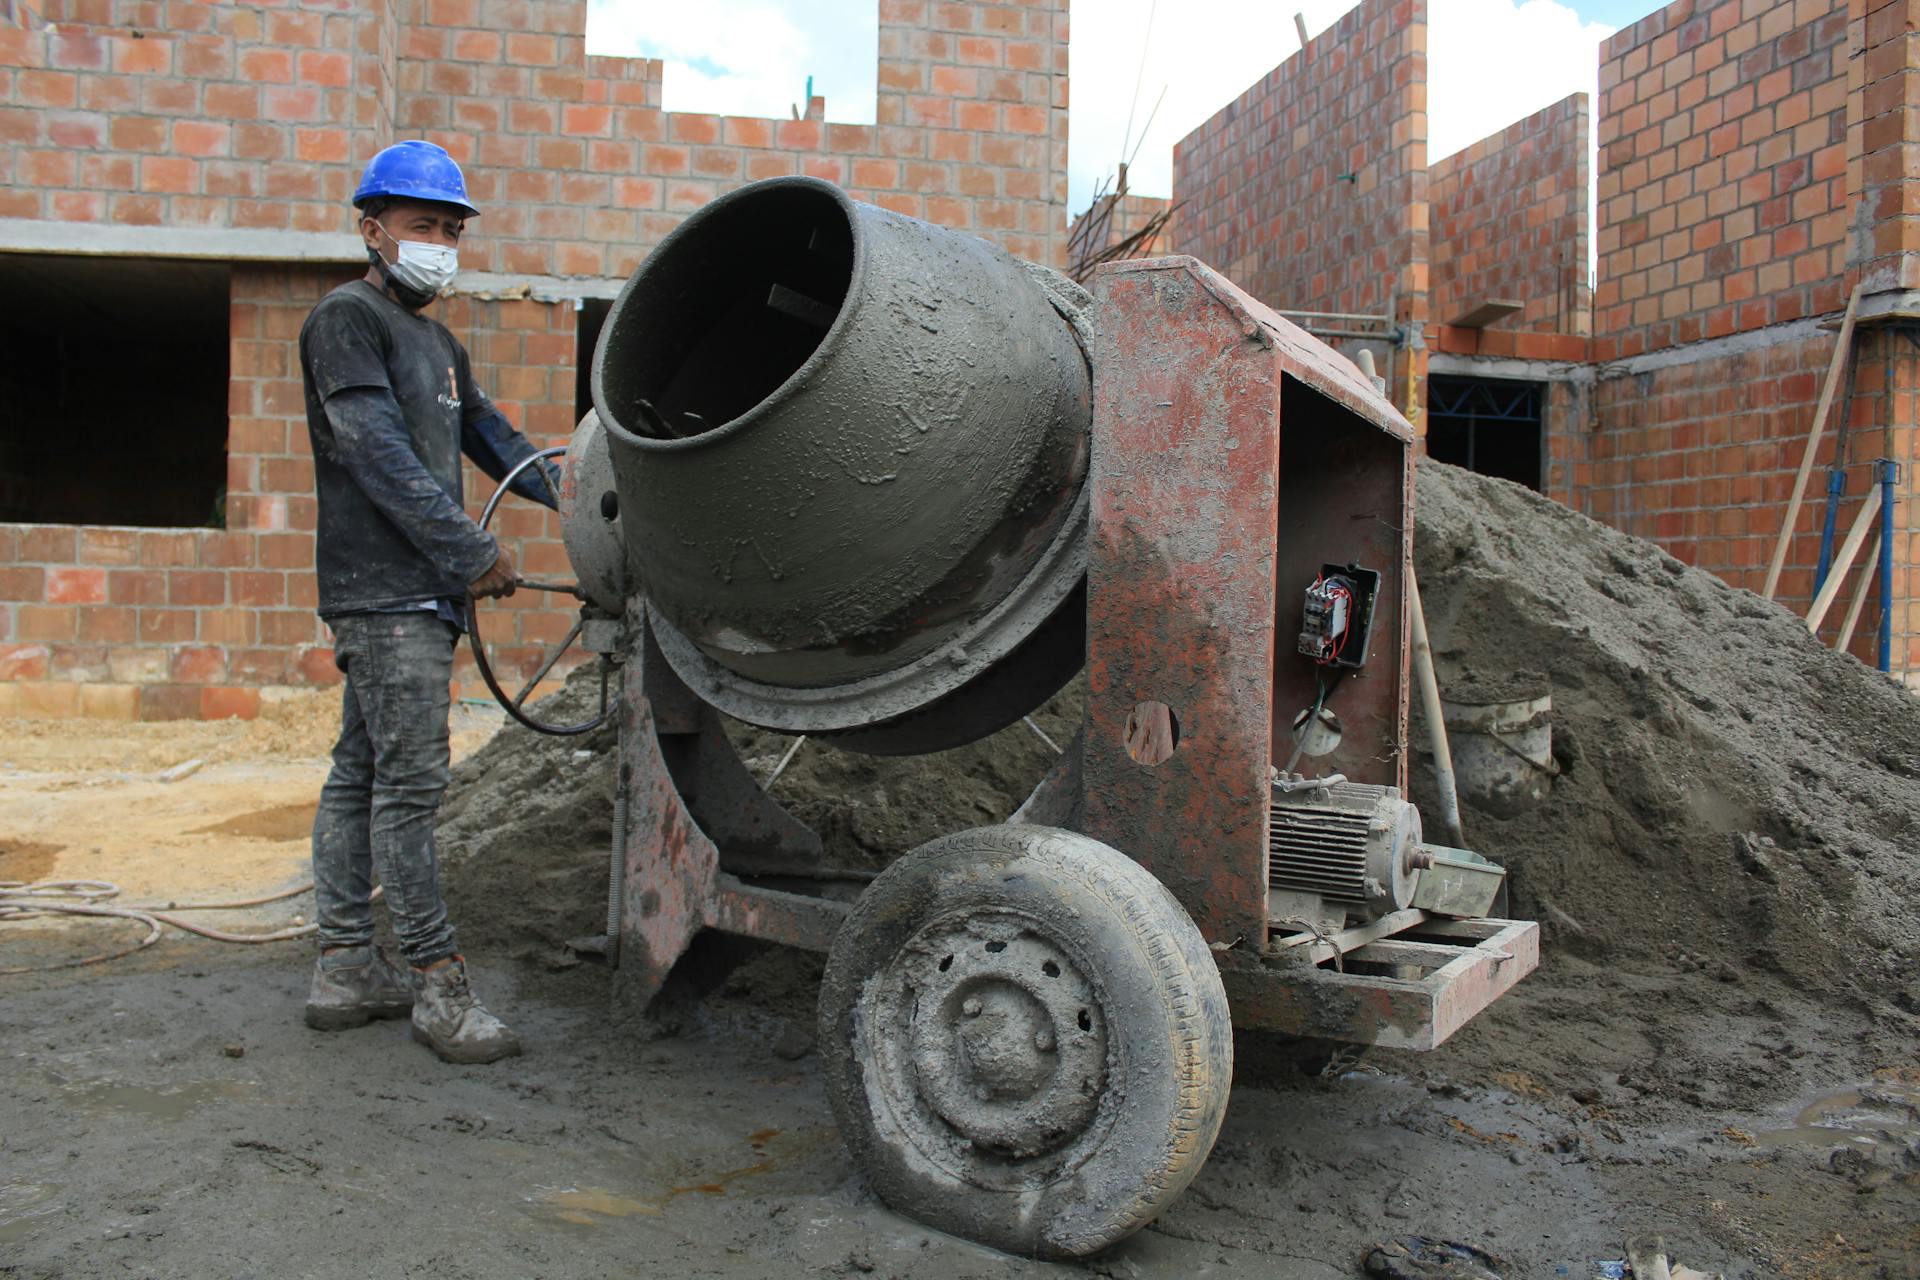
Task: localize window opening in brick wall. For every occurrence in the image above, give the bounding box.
[0,255,231,528]
[1427,375,1544,491]
[586,1,878,124]
[574,296,613,425]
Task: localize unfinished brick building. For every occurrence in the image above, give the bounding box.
[0,0,1070,718]
[3,0,1917,716]
[1168,0,1917,687]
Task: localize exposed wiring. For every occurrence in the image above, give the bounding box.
[1282,676,1331,774]
[0,879,374,976]
[1309,572,1357,665]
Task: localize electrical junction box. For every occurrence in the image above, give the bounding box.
[1297,563,1381,670]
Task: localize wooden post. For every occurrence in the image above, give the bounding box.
[1763,284,1861,600]
[1804,486,1883,633]
[1835,533,1880,654]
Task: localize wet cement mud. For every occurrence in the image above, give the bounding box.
[6,461,1917,1277]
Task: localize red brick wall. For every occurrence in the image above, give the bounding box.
[0,0,1070,268]
[1429,95,1591,336]
[0,0,1076,717]
[1585,334,1833,593]
[1170,0,1428,331]
[0,0,48,27]
[0,262,604,719]
[397,0,1068,272]
[1592,0,1849,362]
[1850,0,1920,291]
[0,0,399,231]
[1582,331,1914,674]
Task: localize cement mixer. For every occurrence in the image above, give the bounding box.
[467,177,1538,1259]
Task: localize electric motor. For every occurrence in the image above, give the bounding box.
[1268,779,1425,924]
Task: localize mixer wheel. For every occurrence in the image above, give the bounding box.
[816,824,1232,1259]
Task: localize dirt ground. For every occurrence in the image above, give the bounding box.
[0,710,1911,1278]
[5,462,1920,1277]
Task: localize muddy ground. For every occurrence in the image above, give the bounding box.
[6,925,1912,1280]
[5,461,1920,1277]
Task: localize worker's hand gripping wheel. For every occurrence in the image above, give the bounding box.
[468,445,614,736]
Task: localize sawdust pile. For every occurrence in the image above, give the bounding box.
[439,459,1920,1110]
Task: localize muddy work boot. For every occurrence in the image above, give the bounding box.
[304,945,414,1031]
[410,957,522,1064]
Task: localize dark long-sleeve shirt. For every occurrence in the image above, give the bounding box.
[298,280,560,619]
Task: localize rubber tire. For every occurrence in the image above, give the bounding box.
[817,824,1233,1259]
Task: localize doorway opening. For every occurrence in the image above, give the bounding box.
[1426,375,1544,491]
[574,296,612,425]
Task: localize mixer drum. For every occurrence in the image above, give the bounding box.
[593,177,1091,754]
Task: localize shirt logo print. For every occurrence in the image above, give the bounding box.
[438,365,462,411]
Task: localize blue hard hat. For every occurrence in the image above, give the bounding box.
[353,140,479,218]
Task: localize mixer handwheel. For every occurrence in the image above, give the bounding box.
[467,445,613,737]
[816,824,1232,1259]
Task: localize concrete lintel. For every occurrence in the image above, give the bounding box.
[448,271,626,304]
[1428,352,1593,383]
[0,217,364,264]
[1450,298,1525,328]
[1595,315,1831,379]
[1820,287,1920,331]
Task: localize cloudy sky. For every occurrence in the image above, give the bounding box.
[586,0,1637,214]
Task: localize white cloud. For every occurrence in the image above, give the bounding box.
[1070,0,1615,212]
[1426,0,1613,163]
[587,0,878,123]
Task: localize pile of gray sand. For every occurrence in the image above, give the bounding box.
[1405,459,1920,1114]
[440,458,1920,1116]
[438,666,1077,960]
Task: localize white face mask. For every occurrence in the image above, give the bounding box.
[377,227,459,296]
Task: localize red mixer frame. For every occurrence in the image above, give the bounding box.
[594,257,1537,1048]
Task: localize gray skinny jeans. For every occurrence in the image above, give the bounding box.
[311,611,459,965]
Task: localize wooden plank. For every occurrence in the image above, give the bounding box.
[1836,532,1880,653]
[1273,908,1428,964]
[1450,298,1524,328]
[1346,939,1478,970]
[1805,485,1883,632]
[1764,283,1861,600]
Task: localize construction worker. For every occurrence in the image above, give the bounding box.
[297,140,560,1063]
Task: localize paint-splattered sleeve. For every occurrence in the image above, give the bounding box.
[454,342,562,510]
[318,382,499,586]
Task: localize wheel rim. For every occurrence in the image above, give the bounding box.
[863,909,1117,1187]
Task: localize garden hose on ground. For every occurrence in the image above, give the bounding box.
[0,879,378,975]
